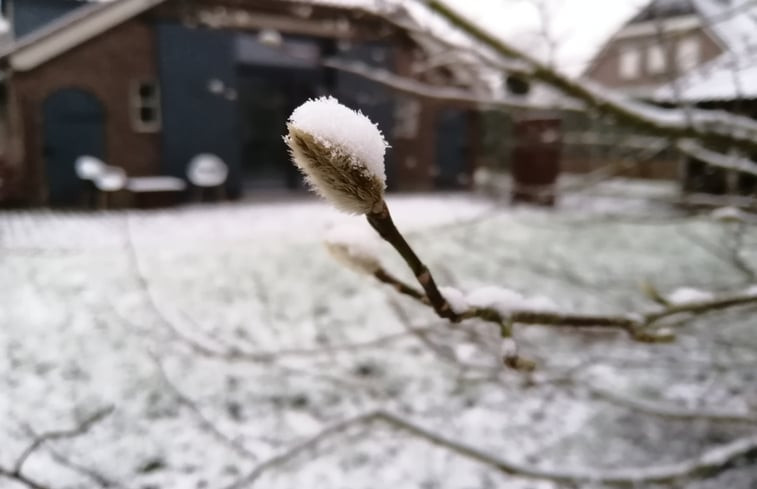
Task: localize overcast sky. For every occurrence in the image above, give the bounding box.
[452,0,649,75]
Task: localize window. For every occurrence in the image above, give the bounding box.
[677,38,700,72]
[647,44,666,74]
[131,80,161,132]
[619,47,641,79]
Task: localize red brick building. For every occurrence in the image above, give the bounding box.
[0,0,481,206]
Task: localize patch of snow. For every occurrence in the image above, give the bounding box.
[439,286,469,314]
[2,192,756,489]
[500,338,517,358]
[667,287,714,305]
[466,286,526,315]
[465,286,558,315]
[743,285,757,297]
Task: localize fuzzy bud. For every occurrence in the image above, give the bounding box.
[324,241,382,276]
[284,96,388,214]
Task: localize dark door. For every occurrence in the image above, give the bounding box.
[42,88,105,205]
[435,108,470,189]
[511,118,562,206]
[237,67,316,190]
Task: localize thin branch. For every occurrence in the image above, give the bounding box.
[42,448,124,489]
[367,201,459,321]
[13,407,114,474]
[678,140,757,178]
[0,407,114,489]
[225,409,757,487]
[323,58,578,112]
[0,467,49,489]
[358,257,757,345]
[223,411,382,489]
[587,384,757,424]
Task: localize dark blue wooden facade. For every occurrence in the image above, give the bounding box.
[156,23,243,196]
[5,0,82,37]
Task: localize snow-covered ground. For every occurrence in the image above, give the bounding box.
[1,192,756,489]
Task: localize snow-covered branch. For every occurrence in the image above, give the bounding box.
[323,58,578,112]
[423,0,757,154]
[678,140,757,178]
[328,242,757,353]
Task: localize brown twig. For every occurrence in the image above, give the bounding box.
[366,201,459,321]
[363,257,757,346]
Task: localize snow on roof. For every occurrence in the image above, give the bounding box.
[654,52,757,102]
[693,0,757,55]
[627,0,700,24]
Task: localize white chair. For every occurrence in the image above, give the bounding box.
[75,156,107,208]
[93,166,127,209]
[187,153,228,201]
[75,155,106,181]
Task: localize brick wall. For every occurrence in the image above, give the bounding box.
[8,17,160,204]
[586,28,722,89]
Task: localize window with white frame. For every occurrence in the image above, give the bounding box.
[619,47,641,79]
[676,37,700,72]
[131,80,161,132]
[647,44,667,74]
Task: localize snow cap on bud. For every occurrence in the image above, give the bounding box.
[284,96,388,214]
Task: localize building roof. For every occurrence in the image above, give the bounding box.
[0,0,164,71]
[627,0,700,24]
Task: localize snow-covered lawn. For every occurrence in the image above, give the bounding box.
[1,192,756,489]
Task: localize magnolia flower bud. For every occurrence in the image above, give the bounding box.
[323,225,384,275]
[284,96,388,214]
[324,241,382,275]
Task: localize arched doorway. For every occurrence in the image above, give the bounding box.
[42,88,105,205]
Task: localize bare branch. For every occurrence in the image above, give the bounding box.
[323,58,578,112]
[587,384,757,424]
[0,467,49,489]
[13,407,114,474]
[0,407,114,489]
[348,252,757,349]
[224,409,757,487]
